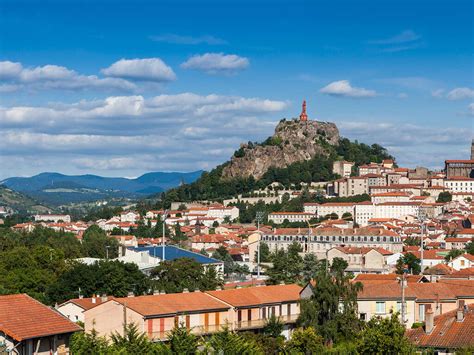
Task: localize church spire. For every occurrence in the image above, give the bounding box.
[299,100,308,121]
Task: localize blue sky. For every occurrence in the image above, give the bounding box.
[0,0,472,179]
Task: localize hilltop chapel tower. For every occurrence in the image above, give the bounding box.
[299,100,308,121]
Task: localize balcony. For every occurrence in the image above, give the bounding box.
[149,315,299,341]
[236,314,299,330]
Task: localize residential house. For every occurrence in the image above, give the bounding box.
[449,254,474,271]
[57,295,113,323]
[0,294,81,355]
[407,302,474,353]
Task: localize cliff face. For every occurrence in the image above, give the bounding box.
[221,119,340,180]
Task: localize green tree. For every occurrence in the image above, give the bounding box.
[82,225,119,259]
[212,246,248,277]
[285,327,325,354]
[298,265,362,344]
[466,240,474,255]
[150,258,222,293]
[444,249,464,262]
[262,314,284,338]
[167,325,199,354]
[208,326,262,354]
[70,328,109,354]
[110,323,168,354]
[266,243,303,285]
[357,313,414,354]
[437,191,452,203]
[254,242,271,263]
[47,260,150,304]
[396,253,421,275]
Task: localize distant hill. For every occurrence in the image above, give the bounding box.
[1,171,203,206]
[0,185,52,214]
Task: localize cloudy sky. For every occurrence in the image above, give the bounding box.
[0,0,472,179]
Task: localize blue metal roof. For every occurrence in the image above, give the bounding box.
[130,245,221,264]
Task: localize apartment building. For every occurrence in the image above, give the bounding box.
[34,214,71,223]
[334,177,369,197]
[261,227,403,258]
[327,246,393,273]
[317,202,355,219]
[332,160,354,178]
[303,203,319,214]
[83,285,302,341]
[268,212,314,224]
[444,177,474,193]
[354,279,474,327]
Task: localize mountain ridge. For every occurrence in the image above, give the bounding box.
[1,170,203,206]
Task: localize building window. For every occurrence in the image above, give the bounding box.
[419,304,426,322]
[360,313,366,321]
[376,302,386,314]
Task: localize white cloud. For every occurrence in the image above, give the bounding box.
[338,120,471,169]
[431,89,445,98]
[0,60,137,91]
[368,30,422,52]
[468,103,474,116]
[101,58,176,82]
[181,53,249,74]
[369,30,421,45]
[446,87,474,100]
[398,93,408,99]
[0,93,288,177]
[150,34,227,45]
[319,80,377,98]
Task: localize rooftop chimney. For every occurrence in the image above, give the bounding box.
[153,290,160,295]
[160,290,166,295]
[457,300,465,322]
[127,292,134,298]
[91,297,96,304]
[183,288,189,293]
[101,294,108,302]
[425,305,434,334]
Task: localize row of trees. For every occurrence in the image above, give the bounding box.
[71,315,413,355]
[0,226,224,304]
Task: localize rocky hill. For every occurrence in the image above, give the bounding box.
[222,119,340,180]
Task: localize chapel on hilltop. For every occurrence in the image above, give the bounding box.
[299,100,308,121]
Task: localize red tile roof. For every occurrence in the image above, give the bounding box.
[0,294,82,341]
[114,292,230,316]
[63,296,115,311]
[207,284,302,307]
[407,304,474,349]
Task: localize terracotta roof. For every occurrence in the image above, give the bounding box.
[441,267,474,278]
[206,284,302,307]
[0,294,81,341]
[423,263,454,275]
[63,296,115,311]
[353,274,424,283]
[357,281,473,300]
[113,292,230,317]
[407,304,474,349]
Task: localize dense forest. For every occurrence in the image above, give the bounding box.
[158,137,395,208]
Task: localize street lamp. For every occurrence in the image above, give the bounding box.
[105,245,111,260]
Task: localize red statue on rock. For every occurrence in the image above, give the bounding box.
[299,100,308,121]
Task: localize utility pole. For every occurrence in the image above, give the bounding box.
[399,271,407,325]
[418,206,426,274]
[162,210,168,261]
[255,211,264,279]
